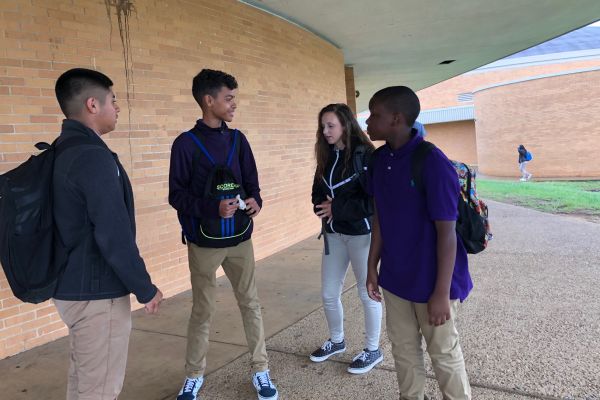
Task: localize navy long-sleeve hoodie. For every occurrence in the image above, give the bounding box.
[169,120,262,246]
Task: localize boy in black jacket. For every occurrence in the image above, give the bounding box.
[52,68,162,400]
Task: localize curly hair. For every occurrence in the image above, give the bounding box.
[192,69,238,107]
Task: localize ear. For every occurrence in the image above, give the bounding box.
[391,112,406,127]
[84,97,98,114]
[203,94,214,108]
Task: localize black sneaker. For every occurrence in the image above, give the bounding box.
[309,339,346,362]
[347,348,383,374]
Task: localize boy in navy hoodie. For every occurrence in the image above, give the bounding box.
[169,69,277,400]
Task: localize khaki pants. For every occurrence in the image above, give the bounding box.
[383,289,471,400]
[54,296,132,400]
[185,239,268,377]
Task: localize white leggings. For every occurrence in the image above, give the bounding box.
[519,161,529,178]
[321,232,382,351]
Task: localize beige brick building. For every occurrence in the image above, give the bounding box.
[1,0,599,361]
[0,0,347,359]
[414,26,600,178]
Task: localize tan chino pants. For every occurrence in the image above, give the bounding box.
[383,289,471,400]
[54,295,132,400]
[185,239,268,377]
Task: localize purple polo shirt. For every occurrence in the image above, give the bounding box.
[368,134,472,303]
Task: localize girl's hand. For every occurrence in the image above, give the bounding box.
[315,195,333,223]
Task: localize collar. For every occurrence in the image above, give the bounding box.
[383,128,422,157]
[195,119,230,135]
[60,119,108,148]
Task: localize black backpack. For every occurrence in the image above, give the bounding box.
[185,130,252,247]
[0,138,87,303]
[352,144,369,190]
[411,141,492,254]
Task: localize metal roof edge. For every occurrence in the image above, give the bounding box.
[470,49,600,74]
[473,66,600,93]
[417,105,475,125]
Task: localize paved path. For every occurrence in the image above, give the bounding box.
[1,200,598,399]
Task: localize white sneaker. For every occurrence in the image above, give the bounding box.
[176,376,203,400]
[520,177,527,182]
[252,370,278,400]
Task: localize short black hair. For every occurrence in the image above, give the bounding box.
[55,68,113,118]
[369,86,420,126]
[192,69,238,107]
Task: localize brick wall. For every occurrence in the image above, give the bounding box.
[345,66,356,114]
[475,69,600,177]
[417,58,600,178]
[0,0,346,359]
[424,121,477,166]
[418,59,600,110]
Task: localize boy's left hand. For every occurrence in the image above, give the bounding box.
[427,292,451,326]
[245,197,261,218]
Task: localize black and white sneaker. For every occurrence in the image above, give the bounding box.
[347,348,383,374]
[176,376,203,400]
[252,370,278,400]
[309,339,346,362]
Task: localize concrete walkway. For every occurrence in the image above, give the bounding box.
[1,200,599,399]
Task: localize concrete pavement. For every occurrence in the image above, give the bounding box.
[0,200,599,399]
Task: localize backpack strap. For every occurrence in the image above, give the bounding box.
[54,136,104,159]
[411,140,437,194]
[186,129,240,168]
[353,145,366,175]
[352,145,368,190]
[227,130,240,168]
[186,131,216,165]
[459,161,475,207]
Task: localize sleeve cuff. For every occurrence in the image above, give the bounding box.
[135,284,158,304]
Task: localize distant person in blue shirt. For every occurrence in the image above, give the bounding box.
[517,144,533,181]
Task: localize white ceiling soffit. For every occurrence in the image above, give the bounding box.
[239,1,600,111]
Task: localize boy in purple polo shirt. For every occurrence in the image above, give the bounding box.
[365,86,472,400]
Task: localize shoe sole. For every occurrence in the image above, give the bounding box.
[257,393,278,400]
[309,347,346,362]
[347,355,384,374]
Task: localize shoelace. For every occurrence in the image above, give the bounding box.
[183,378,197,393]
[256,372,272,388]
[353,351,369,363]
[321,340,333,351]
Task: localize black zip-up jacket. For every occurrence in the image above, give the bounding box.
[312,143,373,235]
[52,119,157,303]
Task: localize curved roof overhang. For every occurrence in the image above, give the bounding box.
[239,1,600,111]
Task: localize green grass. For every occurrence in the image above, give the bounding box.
[476,179,600,215]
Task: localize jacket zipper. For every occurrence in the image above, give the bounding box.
[327,149,339,233]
